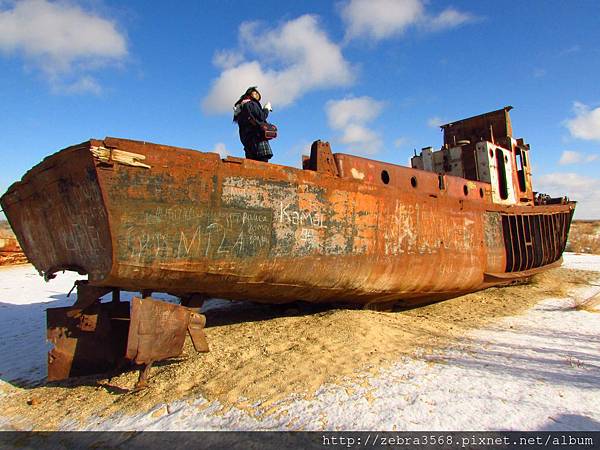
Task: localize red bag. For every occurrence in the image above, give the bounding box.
[261,123,278,140]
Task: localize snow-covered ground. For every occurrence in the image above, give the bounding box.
[1,253,599,430]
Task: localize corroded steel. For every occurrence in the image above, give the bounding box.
[0,236,21,253]
[47,302,130,381]
[0,107,576,381]
[1,137,575,306]
[441,106,513,147]
[187,311,210,352]
[0,224,27,265]
[126,297,202,364]
[47,292,207,381]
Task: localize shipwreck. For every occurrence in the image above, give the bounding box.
[0,106,575,384]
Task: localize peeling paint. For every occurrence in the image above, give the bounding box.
[351,168,365,180]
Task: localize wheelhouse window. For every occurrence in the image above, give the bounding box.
[515,148,527,193]
[496,149,509,200]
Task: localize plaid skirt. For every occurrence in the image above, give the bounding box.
[245,140,273,161]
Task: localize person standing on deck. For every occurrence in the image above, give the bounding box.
[233,86,274,162]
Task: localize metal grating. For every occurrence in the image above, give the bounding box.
[501,210,573,272]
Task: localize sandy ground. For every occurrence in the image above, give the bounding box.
[0,253,599,431]
[567,221,600,254]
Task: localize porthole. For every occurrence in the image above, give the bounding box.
[410,176,418,188]
[479,188,484,198]
[504,155,508,163]
[438,174,445,190]
[489,149,494,157]
[381,170,390,184]
[463,185,469,196]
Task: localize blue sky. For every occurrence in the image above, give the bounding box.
[1,0,599,218]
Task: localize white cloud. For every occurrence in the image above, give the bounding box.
[0,0,127,89]
[203,15,354,114]
[340,0,475,41]
[536,172,600,219]
[326,96,385,155]
[559,150,599,165]
[565,102,600,142]
[50,75,103,95]
[212,49,244,69]
[427,116,445,128]
[342,0,423,40]
[326,96,384,129]
[559,151,581,165]
[423,7,474,32]
[211,142,230,158]
[0,0,127,95]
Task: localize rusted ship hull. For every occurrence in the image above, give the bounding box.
[0,221,27,266]
[0,106,576,382]
[1,137,574,307]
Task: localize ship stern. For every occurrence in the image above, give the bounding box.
[0,140,113,281]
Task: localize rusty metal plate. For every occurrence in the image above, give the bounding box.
[188,311,209,353]
[47,302,130,381]
[126,297,192,365]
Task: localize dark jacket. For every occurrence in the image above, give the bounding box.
[235,97,272,160]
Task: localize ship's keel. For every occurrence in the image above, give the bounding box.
[46,283,209,385]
